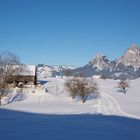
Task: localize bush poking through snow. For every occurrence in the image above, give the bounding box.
[0,51,23,106]
[65,78,99,103]
[117,80,130,94]
[64,78,78,99]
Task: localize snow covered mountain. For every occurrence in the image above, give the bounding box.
[37,64,75,80]
[88,54,110,70]
[73,44,140,79]
[72,54,111,77]
[37,44,140,80]
[37,65,53,79]
[115,44,140,69]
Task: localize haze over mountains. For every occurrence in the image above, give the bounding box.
[38,44,140,80]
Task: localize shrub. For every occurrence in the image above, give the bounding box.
[65,77,99,103]
[117,80,129,94]
[64,78,78,99]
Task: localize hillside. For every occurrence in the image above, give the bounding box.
[0,77,140,140]
[1,78,140,118]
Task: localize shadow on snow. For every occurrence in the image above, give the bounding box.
[0,109,140,140]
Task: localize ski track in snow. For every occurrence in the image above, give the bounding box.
[47,78,140,119]
[45,78,140,119]
[97,92,124,115]
[97,92,140,119]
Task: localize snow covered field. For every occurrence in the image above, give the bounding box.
[0,77,140,140]
[99,78,140,118]
[1,77,140,118]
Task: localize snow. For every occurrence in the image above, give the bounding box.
[117,45,140,69]
[127,49,136,55]
[1,109,140,140]
[89,54,110,70]
[1,78,97,114]
[98,78,140,119]
[0,77,140,140]
[1,77,140,139]
[12,65,36,76]
[37,65,76,79]
[22,65,36,76]
[53,65,75,71]
[1,77,140,118]
[37,65,53,78]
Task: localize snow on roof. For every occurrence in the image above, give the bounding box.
[11,65,36,76]
[22,65,36,76]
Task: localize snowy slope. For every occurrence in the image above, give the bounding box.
[99,78,140,118]
[1,78,140,119]
[1,78,97,114]
[1,78,140,140]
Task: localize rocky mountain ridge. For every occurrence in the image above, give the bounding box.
[37,44,140,80]
[37,64,75,79]
[73,44,140,79]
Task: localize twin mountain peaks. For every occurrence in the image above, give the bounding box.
[88,44,140,70]
[38,44,140,80]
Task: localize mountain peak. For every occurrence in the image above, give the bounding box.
[95,53,104,58]
[130,43,139,49]
[89,53,110,70]
[116,44,140,69]
[127,44,140,54]
[90,53,105,62]
[73,44,140,79]
[125,44,140,57]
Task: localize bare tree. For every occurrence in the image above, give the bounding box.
[117,80,129,94]
[65,77,99,103]
[64,78,78,99]
[86,79,99,97]
[0,51,24,106]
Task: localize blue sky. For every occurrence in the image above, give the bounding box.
[0,0,140,67]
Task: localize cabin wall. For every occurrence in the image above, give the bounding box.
[6,76,35,84]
